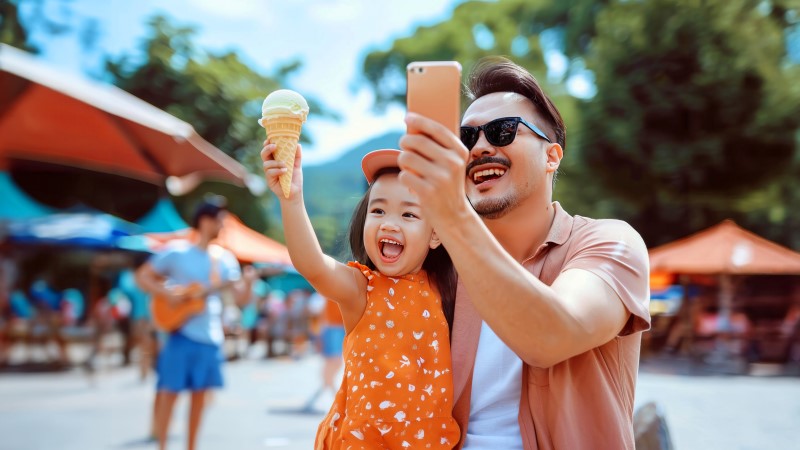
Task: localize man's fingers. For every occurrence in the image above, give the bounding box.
[405,112,463,149]
[397,170,425,197]
[397,148,435,178]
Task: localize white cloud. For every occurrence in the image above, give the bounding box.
[308,0,364,23]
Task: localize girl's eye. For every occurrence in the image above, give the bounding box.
[370,208,385,215]
[403,212,419,219]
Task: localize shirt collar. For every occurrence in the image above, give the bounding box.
[545,201,573,247]
[521,201,573,264]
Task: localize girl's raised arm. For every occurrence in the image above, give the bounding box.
[261,142,366,323]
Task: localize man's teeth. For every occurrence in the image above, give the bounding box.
[473,168,507,182]
[380,238,401,245]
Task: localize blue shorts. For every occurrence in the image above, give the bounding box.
[157,333,224,392]
[320,326,345,358]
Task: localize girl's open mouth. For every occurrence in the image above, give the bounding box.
[379,238,404,263]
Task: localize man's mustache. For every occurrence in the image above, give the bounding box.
[465,156,512,174]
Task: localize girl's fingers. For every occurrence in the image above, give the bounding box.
[263,160,287,172]
[260,143,278,162]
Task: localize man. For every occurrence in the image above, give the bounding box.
[397,57,650,449]
[135,195,255,450]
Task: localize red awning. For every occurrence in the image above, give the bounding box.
[0,44,249,187]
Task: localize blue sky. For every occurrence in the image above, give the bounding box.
[24,0,465,165]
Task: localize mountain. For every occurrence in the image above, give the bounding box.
[304,130,403,214]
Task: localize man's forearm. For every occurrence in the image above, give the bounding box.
[435,208,578,367]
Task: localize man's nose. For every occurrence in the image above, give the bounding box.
[470,132,497,159]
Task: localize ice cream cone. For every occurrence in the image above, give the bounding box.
[258,90,309,199]
[264,115,303,198]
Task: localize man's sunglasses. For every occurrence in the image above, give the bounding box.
[460,116,552,150]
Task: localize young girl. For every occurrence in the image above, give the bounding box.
[261,143,460,449]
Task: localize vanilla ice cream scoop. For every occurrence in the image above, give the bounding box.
[259,89,309,125]
[258,89,309,198]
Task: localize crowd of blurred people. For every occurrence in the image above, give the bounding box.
[0,258,330,373]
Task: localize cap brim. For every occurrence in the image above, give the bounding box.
[361,149,401,184]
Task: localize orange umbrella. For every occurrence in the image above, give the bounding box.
[147,213,292,266]
[649,220,800,275]
[648,220,800,354]
[0,44,249,189]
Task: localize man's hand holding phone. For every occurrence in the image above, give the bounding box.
[399,61,472,233]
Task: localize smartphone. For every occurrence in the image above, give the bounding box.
[406,61,462,136]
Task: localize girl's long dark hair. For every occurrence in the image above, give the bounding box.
[348,169,457,332]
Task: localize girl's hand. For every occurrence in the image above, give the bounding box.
[261,140,304,201]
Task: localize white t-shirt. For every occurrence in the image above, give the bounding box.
[463,321,524,450]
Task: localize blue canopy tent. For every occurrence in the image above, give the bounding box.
[1,212,147,251]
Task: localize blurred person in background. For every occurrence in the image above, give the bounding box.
[0,259,12,366]
[301,295,344,413]
[83,278,122,373]
[29,277,70,366]
[306,290,326,354]
[242,275,268,357]
[398,57,650,449]
[116,267,156,381]
[263,289,288,358]
[286,288,312,358]
[135,195,256,450]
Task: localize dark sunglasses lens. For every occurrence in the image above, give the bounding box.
[460,127,479,149]
[485,119,518,147]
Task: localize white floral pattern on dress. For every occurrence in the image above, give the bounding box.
[314,262,460,449]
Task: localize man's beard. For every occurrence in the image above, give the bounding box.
[468,192,520,219]
[466,156,518,219]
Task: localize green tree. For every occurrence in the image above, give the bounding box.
[104,15,339,233]
[364,0,558,109]
[0,0,97,53]
[581,0,800,245]
[105,15,336,166]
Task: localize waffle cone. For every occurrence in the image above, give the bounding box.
[264,115,304,198]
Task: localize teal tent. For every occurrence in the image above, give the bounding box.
[136,197,188,233]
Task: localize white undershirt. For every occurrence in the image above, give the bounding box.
[463,321,524,450]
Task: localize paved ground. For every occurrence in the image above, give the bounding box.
[0,349,799,450]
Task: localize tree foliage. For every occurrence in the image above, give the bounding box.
[582,0,800,244]
[102,15,341,233]
[362,0,800,247]
[104,16,337,168]
[1,0,96,53]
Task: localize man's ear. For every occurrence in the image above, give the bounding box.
[545,143,563,173]
[429,230,442,249]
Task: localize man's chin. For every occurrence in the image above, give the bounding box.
[469,196,515,219]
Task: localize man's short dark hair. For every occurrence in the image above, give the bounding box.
[466,56,566,151]
[191,194,227,229]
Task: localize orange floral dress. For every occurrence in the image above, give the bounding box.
[314,262,460,449]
